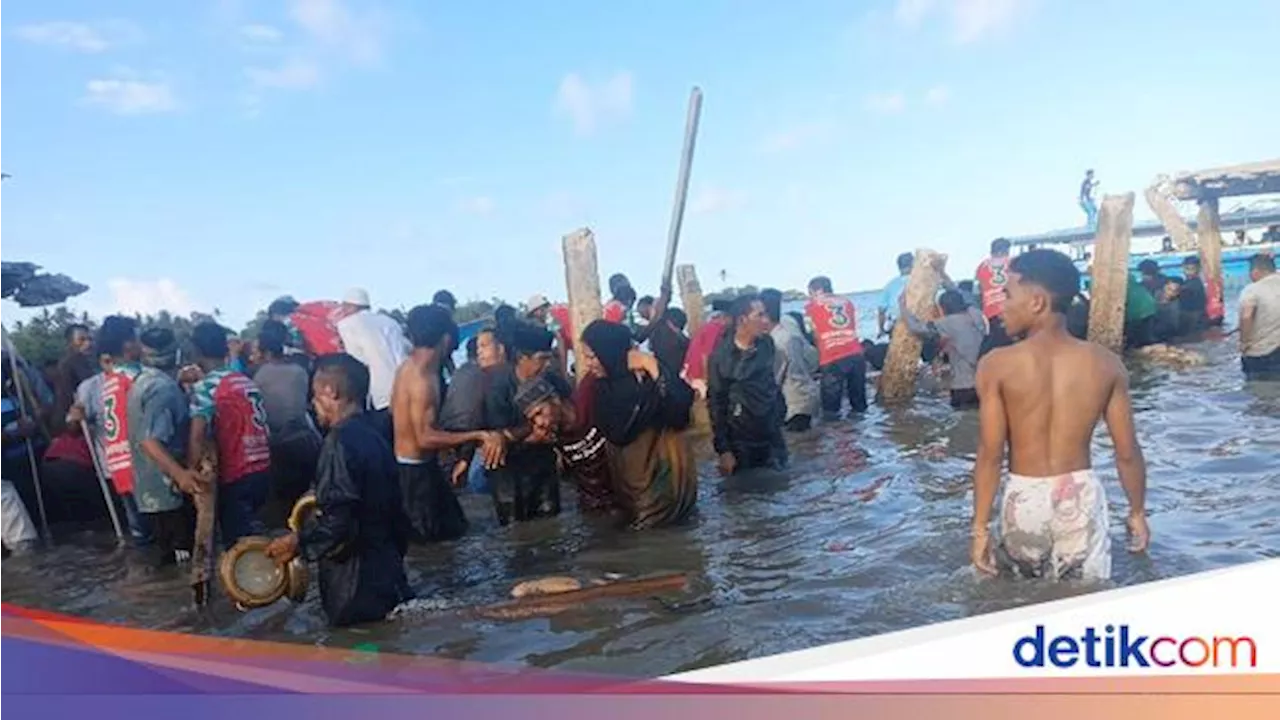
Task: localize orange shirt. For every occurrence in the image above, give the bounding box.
[975,256,1011,320]
[804,295,862,366]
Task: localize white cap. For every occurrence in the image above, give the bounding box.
[343,287,371,307]
[526,294,551,314]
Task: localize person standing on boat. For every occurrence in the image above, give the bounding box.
[1079,170,1099,230]
[976,238,1014,355]
[1238,253,1280,380]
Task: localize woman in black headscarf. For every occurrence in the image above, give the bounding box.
[579,320,696,529]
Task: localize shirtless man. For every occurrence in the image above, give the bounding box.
[972,249,1150,582]
[391,304,503,543]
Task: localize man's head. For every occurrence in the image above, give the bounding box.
[258,320,289,359]
[267,296,299,321]
[957,279,975,295]
[636,295,656,321]
[667,307,688,332]
[1235,230,1247,243]
[525,294,552,321]
[191,322,231,365]
[1138,259,1161,279]
[342,287,371,312]
[140,327,179,371]
[608,273,631,299]
[515,376,561,438]
[494,304,518,329]
[759,288,783,329]
[938,289,968,316]
[710,298,732,316]
[1250,252,1276,282]
[1001,249,1081,336]
[432,290,458,315]
[1163,276,1184,301]
[807,276,834,297]
[475,328,505,369]
[896,252,914,275]
[406,303,458,356]
[509,323,555,380]
[991,238,1012,258]
[311,353,369,427]
[97,316,141,362]
[1182,256,1201,278]
[65,324,93,356]
[730,293,768,341]
[1086,169,1095,178]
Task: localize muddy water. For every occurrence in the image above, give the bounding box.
[4,301,1278,677]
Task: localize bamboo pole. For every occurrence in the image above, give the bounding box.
[1144,178,1196,251]
[1196,197,1226,324]
[562,228,604,385]
[879,249,948,404]
[1087,193,1136,354]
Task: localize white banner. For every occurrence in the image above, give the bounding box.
[669,559,1278,682]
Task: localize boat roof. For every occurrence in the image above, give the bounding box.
[1008,205,1280,248]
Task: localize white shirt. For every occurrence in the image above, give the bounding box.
[335,310,410,410]
[1239,273,1280,357]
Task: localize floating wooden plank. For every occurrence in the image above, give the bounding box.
[562,228,604,384]
[1086,193,1136,354]
[879,249,947,404]
[475,573,689,621]
[1169,158,1280,201]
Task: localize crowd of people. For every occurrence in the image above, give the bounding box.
[2,239,1277,628]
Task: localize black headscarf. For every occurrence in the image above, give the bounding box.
[581,320,653,446]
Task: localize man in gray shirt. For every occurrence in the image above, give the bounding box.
[253,320,321,525]
[761,289,821,431]
[905,290,987,409]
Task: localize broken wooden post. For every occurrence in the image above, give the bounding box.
[1144,178,1196,251]
[1086,193,1136,354]
[879,249,948,404]
[676,264,704,338]
[1196,197,1226,324]
[562,228,604,384]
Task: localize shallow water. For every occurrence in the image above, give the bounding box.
[4,317,1279,677]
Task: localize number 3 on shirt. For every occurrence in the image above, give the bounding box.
[249,392,269,431]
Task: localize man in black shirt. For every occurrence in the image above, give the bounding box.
[708,295,787,475]
[1178,256,1209,335]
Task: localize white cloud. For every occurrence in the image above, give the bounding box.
[757,120,835,154]
[690,186,744,216]
[458,196,496,215]
[246,57,322,90]
[924,85,952,106]
[107,279,196,317]
[865,92,907,114]
[288,0,387,66]
[553,71,634,136]
[83,76,177,115]
[239,23,283,43]
[15,20,140,53]
[893,0,1028,43]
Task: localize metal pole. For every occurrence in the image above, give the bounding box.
[660,87,704,293]
[81,421,124,540]
[3,330,52,541]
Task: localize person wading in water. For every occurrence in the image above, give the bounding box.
[971,249,1149,582]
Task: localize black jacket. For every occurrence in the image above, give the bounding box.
[707,332,784,455]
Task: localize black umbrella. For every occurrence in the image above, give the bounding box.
[1,262,89,307]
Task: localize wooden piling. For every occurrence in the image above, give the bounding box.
[1086,193,1136,354]
[1196,197,1226,322]
[676,264,704,338]
[562,228,605,384]
[879,249,948,404]
[1144,179,1196,251]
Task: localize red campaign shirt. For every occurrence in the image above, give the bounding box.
[191,370,271,484]
[1205,278,1225,322]
[549,303,574,350]
[804,295,862,367]
[101,369,136,494]
[44,431,94,469]
[682,316,730,382]
[602,300,628,325]
[976,256,1010,320]
[289,301,357,355]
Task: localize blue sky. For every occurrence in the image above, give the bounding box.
[4,0,1279,329]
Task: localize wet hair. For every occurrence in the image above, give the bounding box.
[666,307,688,331]
[1138,259,1161,275]
[313,353,369,405]
[432,290,457,310]
[938,289,968,315]
[637,295,655,308]
[1251,253,1276,273]
[808,276,833,294]
[509,323,554,358]
[258,320,289,356]
[896,252,914,272]
[710,298,732,314]
[96,316,138,358]
[729,293,761,326]
[406,304,458,350]
[1008,249,1080,314]
[64,323,90,342]
[267,297,299,318]
[991,238,1011,255]
[191,322,230,360]
[759,288,784,324]
[615,285,637,307]
[1183,255,1201,268]
[607,273,631,298]
[140,327,175,352]
[1165,276,1184,286]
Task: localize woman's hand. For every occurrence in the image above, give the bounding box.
[627,349,659,379]
[265,533,300,565]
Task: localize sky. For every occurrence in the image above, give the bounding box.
[3,0,1279,329]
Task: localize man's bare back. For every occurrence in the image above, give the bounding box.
[978,332,1128,477]
[391,358,438,462]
